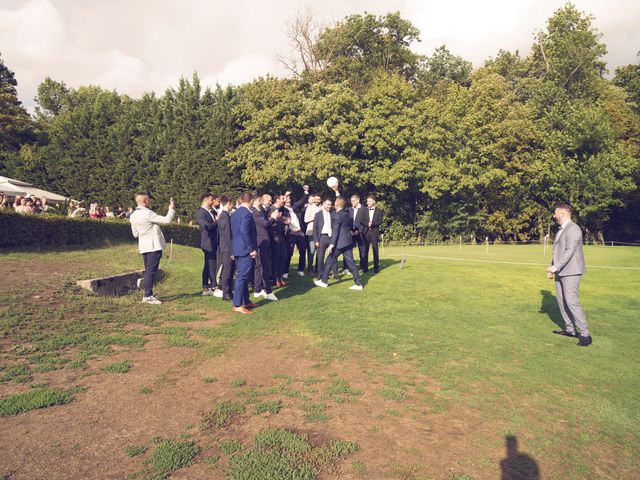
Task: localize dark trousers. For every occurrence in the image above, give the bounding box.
[316,234,338,279]
[363,233,380,272]
[254,246,272,294]
[202,249,218,288]
[322,246,361,285]
[286,233,307,274]
[142,250,163,297]
[233,255,253,307]
[217,251,235,296]
[270,236,287,280]
[342,234,366,271]
[306,235,316,272]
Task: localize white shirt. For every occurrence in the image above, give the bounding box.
[130,206,175,254]
[304,204,321,235]
[352,205,361,222]
[368,207,375,223]
[286,207,302,232]
[321,210,332,237]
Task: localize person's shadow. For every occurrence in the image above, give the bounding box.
[539,289,564,329]
[500,435,540,480]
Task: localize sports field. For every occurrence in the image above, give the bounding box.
[1,243,638,479]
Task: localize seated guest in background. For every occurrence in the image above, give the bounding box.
[230,192,258,314]
[130,193,175,305]
[105,206,115,218]
[314,197,363,290]
[304,193,321,274]
[13,195,23,209]
[252,194,280,301]
[41,197,50,212]
[125,207,134,218]
[361,194,384,273]
[216,195,235,301]
[312,198,339,281]
[268,194,290,287]
[15,197,32,214]
[284,189,308,277]
[195,192,220,297]
[0,193,6,209]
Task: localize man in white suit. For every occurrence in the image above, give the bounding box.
[130,193,175,304]
[546,204,592,347]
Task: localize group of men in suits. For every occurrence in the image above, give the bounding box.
[192,187,384,313]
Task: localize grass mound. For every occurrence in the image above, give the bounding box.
[0,387,78,416]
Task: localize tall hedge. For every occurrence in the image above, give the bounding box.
[0,211,199,249]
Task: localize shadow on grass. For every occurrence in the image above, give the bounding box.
[500,435,540,480]
[539,289,564,329]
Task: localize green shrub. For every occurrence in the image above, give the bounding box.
[0,387,77,415]
[101,360,132,373]
[201,401,245,429]
[125,445,147,457]
[219,439,244,455]
[149,440,199,477]
[0,211,198,249]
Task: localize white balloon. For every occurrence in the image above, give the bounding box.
[327,176,339,188]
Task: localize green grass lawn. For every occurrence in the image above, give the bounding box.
[1,242,639,479]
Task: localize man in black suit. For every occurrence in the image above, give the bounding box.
[314,197,363,290]
[361,194,384,273]
[284,187,309,278]
[312,197,338,281]
[252,194,280,301]
[346,194,367,273]
[216,195,234,301]
[195,192,219,295]
[268,194,290,287]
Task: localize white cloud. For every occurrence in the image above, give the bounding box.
[1,0,638,111]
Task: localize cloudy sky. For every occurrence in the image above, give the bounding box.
[1,0,639,110]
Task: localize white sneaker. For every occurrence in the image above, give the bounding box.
[265,293,279,301]
[314,280,328,288]
[136,278,143,288]
[282,273,289,279]
[213,288,223,298]
[253,290,267,298]
[297,271,305,277]
[142,295,162,304]
[201,288,215,296]
[349,284,363,291]
[342,270,352,276]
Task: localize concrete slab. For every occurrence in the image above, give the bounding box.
[76,269,164,296]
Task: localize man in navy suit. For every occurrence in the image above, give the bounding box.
[314,197,363,290]
[195,192,219,296]
[230,192,259,314]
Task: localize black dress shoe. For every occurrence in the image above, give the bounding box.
[222,293,232,301]
[577,335,593,347]
[553,330,577,337]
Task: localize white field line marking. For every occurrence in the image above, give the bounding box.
[388,254,640,271]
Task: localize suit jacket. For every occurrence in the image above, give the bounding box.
[130,206,175,254]
[292,193,309,233]
[268,205,289,241]
[217,210,232,254]
[552,220,586,277]
[195,207,218,252]
[230,206,257,257]
[312,209,332,245]
[330,209,354,250]
[252,206,273,249]
[360,207,384,238]
[348,206,366,233]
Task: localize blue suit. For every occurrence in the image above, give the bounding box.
[230,206,257,307]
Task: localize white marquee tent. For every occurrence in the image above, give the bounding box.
[0,175,68,203]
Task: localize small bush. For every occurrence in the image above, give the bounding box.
[254,400,284,415]
[219,439,244,455]
[125,445,147,457]
[0,387,77,416]
[149,440,199,478]
[202,401,245,429]
[101,360,132,373]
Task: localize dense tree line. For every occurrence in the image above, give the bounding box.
[1,4,639,241]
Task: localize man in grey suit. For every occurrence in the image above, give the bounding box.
[546,204,592,347]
